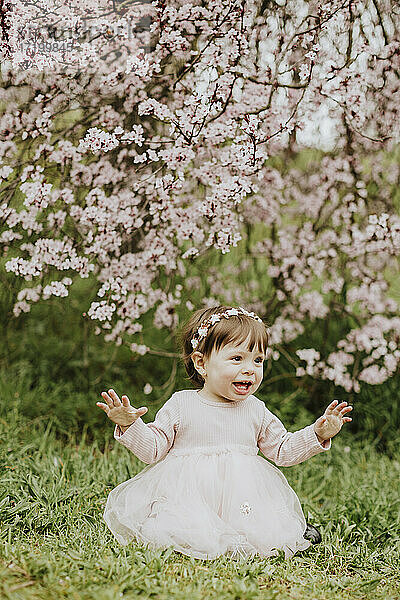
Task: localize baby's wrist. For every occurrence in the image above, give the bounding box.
[118,421,134,433]
[313,423,325,444]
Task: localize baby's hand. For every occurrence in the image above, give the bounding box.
[96,389,148,427]
[314,399,353,441]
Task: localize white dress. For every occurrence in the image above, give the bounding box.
[103,389,331,560]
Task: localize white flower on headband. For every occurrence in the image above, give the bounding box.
[239,306,261,321]
[209,314,221,325]
[225,308,239,317]
[198,325,209,337]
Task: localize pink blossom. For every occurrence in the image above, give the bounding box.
[1,0,399,395]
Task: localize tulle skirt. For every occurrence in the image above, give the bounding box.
[103,445,311,560]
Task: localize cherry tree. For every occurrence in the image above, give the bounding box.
[0,0,399,394]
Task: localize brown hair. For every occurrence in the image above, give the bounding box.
[177,305,270,389]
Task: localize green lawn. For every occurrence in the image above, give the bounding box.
[1,388,399,600]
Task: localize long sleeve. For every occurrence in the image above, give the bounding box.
[257,406,331,467]
[113,396,180,465]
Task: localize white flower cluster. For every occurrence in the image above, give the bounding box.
[97,277,128,301]
[20,179,54,210]
[296,348,320,364]
[42,278,72,300]
[294,314,400,392]
[365,213,400,253]
[119,125,145,147]
[0,229,23,244]
[0,165,13,179]
[346,282,398,314]
[6,238,94,280]
[158,28,190,57]
[12,278,72,315]
[298,291,329,320]
[153,296,180,330]
[13,284,42,316]
[130,343,149,355]
[296,347,357,392]
[137,98,173,120]
[268,317,304,346]
[78,127,120,154]
[213,228,242,255]
[125,53,152,79]
[6,256,43,278]
[87,300,116,322]
[47,210,66,231]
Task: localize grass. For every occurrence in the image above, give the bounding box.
[1,384,399,600]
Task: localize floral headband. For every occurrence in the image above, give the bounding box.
[190,306,263,350]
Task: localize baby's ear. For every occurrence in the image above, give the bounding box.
[191,351,203,365]
[191,351,207,377]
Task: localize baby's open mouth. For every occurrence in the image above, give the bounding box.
[232,382,252,391]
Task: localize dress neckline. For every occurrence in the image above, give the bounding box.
[195,390,250,407]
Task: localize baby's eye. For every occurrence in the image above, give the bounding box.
[231,356,264,363]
